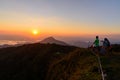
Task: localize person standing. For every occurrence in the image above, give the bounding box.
[93,36,100,52]
[94,36,100,47]
[103,38,110,48]
[100,37,111,54]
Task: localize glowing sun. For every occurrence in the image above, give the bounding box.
[32,30,38,35]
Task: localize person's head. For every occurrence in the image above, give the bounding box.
[96,36,99,39]
[104,38,108,41]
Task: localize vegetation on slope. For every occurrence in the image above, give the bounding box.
[0,43,119,80]
[46,49,101,80]
[100,46,120,80]
[0,43,76,80]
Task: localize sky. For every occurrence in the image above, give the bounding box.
[0,0,120,42]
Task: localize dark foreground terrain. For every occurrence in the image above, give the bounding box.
[0,43,119,80]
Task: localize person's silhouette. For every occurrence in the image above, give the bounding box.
[93,36,100,52]
[93,36,100,47]
[103,38,110,48]
[101,38,111,54]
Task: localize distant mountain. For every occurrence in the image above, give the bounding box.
[69,41,93,48]
[40,37,68,46]
[0,44,24,49]
[0,44,12,48]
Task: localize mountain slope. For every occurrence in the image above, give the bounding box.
[0,43,119,80]
[0,43,76,80]
[46,49,101,80]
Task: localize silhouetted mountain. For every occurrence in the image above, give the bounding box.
[0,44,13,48]
[0,43,119,80]
[0,44,24,49]
[40,37,68,46]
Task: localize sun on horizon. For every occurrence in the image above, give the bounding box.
[32,29,39,35]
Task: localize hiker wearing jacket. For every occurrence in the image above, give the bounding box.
[94,36,100,47]
[93,36,100,52]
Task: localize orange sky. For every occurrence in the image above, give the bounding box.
[0,0,120,42]
[0,13,117,36]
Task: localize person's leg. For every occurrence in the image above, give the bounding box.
[100,46,106,55]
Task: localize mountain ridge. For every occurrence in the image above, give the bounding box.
[40,37,68,46]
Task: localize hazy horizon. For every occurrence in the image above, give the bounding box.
[0,0,120,44]
[0,35,120,45]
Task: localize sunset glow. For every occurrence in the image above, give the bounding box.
[0,0,120,43]
[32,30,39,35]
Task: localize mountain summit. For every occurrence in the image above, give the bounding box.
[40,37,68,46]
